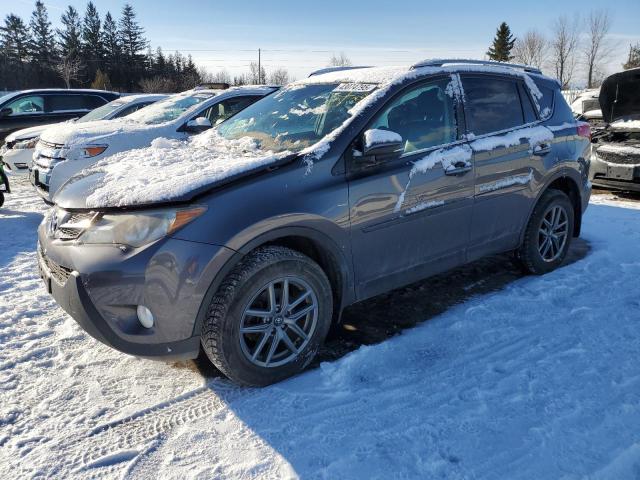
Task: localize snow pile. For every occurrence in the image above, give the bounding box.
[80,131,290,208]
[4,179,640,478]
[610,118,640,131]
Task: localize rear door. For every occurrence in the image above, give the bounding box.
[460,74,549,260]
[347,75,475,299]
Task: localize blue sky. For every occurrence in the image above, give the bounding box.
[5,0,640,84]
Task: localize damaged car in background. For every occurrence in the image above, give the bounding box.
[590,68,640,192]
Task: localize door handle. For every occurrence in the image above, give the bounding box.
[533,143,551,155]
[445,162,472,176]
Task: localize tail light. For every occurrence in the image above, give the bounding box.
[577,122,591,142]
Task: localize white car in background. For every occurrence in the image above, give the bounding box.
[570,89,602,121]
[1,94,166,176]
[30,85,276,203]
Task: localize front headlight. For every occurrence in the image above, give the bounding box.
[78,206,207,247]
[14,137,39,149]
[82,145,108,158]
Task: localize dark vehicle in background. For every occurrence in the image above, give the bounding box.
[38,60,591,387]
[590,68,640,192]
[0,89,119,142]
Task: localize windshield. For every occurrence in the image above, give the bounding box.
[78,101,123,123]
[217,83,376,153]
[126,92,214,125]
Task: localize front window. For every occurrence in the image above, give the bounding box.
[5,95,44,115]
[217,83,376,154]
[368,77,458,154]
[78,101,123,122]
[125,92,215,125]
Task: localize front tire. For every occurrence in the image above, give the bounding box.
[516,189,574,275]
[201,246,333,386]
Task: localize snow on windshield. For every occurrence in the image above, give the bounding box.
[217,83,375,154]
[126,92,214,125]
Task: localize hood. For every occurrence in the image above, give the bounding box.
[53,131,298,210]
[6,124,54,143]
[599,68,640,124]
[39,119,161,150]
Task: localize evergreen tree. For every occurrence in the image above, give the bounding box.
[58,6,81,60]
[118,4,146,63]
[486,22,516,62]
[118,4,146,89]
[29,1,57,66]
[101,12,120,86]
[623,43,640,70]
[0,14,31,65]
[81,1,102,79]
[153,46,166,76]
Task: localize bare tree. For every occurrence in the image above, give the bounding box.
[550,15,580,89]
[54,56,82,88]
[139,76,176,93]
[583,10,612,88]
[267,68,291,85]
[328,52,352,67]
[249,62,266,84]
[512,30,548,68]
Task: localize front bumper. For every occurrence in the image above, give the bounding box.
[1,147,33,176]
[589,149,640,192]
[37,228,236,360]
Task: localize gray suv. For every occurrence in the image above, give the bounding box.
[37,60,592,386]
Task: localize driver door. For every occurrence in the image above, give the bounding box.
[347,75,475,300]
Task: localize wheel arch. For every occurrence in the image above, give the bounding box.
[520,169,583,246]
[191,224,355,338]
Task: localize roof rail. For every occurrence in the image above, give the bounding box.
[308,66,373,78]
[411,59,542,75]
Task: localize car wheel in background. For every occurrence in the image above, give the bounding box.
[516,189,574,275]
[201,246,333,386]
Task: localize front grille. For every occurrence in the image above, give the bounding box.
[596,147,640,165]
[38,139,65,150]
[39,245,73,284]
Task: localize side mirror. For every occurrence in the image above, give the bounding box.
[0,107,12,118]
[183,117,212,133]
[360,128,404,160]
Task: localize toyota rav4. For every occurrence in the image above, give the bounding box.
[38,60,591,386]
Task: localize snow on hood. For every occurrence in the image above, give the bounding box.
[599,68,640,124]
[58,130,293,209]
[609,118,640,132]
[39,118,160,149]
[5,123,53,143]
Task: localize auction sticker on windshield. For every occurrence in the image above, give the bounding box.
[333,83,378,93]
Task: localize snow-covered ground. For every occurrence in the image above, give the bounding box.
[2,177,640,479]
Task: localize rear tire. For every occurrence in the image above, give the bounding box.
[516,189,574,275]
[0,192,4,208]
[201,246,333,387]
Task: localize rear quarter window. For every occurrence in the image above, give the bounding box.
[460,75,525,136]
[530,79,555,120]
[46,95,92,112]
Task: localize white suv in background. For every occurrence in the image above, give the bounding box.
[30,85,276,203]
[1,94,166,175]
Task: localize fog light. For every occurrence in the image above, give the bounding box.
[137,305,154,328]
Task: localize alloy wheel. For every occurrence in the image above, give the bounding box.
[239,276,318,368]
[538,205,569,262]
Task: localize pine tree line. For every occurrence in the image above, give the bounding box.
[0,1,203,92]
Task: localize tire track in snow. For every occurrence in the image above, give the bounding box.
[45,382,247,478]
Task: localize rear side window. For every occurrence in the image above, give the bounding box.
[46,95,92,112]
[84,95,107,109]
[199,96,261,125]
[530,79,554,119]
[461,76,524,136]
